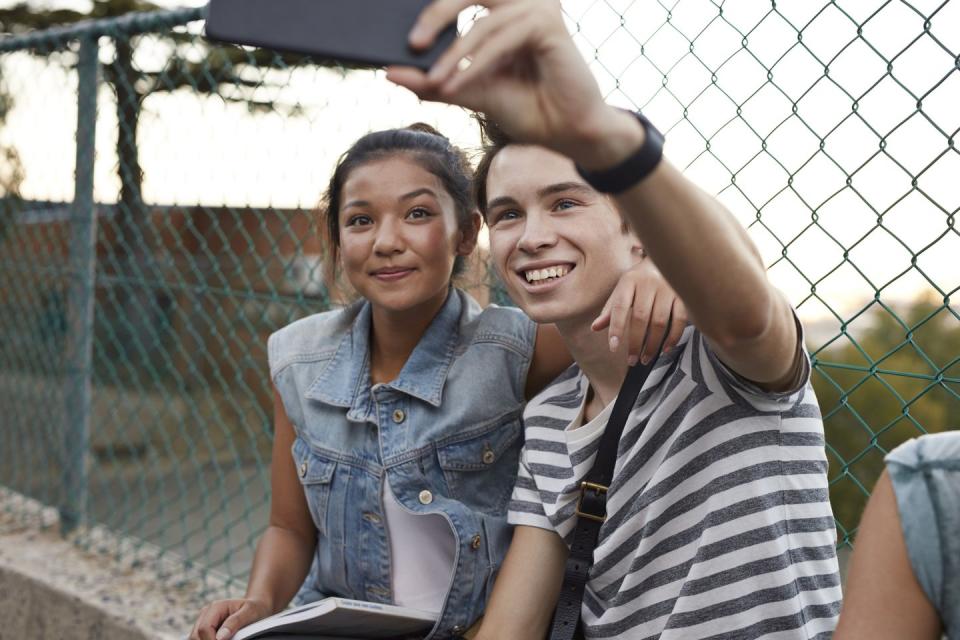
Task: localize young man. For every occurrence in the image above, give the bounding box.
[389,1,842,637]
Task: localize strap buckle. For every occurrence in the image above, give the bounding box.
[575,481,608,523]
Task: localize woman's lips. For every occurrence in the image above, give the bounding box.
[372,268,415,281]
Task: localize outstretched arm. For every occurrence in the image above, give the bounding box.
[389,0,798,391]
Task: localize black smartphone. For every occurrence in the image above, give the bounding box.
[204,0,457,71]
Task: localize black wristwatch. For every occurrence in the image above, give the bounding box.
[575,111,664,194]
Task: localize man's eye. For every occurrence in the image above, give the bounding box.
[491,210,520,225]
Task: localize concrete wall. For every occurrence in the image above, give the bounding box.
[0,490,222,640]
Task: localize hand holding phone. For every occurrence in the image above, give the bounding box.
[388,0,616,163]
[205,0,457,71]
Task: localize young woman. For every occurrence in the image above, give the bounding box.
[189,123,687,640]
[389,1,841,637]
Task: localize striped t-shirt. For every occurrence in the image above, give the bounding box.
[508,326,841,639]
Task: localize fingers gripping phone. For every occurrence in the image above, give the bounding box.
[204,0,457,71]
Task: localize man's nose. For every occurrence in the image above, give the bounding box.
[517,211,558,253]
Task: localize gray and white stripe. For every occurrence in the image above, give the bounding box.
[509,327,841,639]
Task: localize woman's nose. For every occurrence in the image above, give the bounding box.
[372,217,405,255]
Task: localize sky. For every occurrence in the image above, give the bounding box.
[1,0,959,335]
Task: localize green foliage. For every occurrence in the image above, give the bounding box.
[812,297,960,544]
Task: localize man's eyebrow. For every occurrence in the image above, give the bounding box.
[486,195,519,211]
[486,182,593,212]
[343,188,437,211]
[537,181,593,199]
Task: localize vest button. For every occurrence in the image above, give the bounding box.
[418,489,433,505]
[471,534,482,550]
[299,462,308,478]
[364,512,382,524]
[392,409,406,423]
[482,447,495,464]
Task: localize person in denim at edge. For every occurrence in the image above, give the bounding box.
[835,430,960,639]
[188,121,689,640]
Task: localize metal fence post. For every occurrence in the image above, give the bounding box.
[61,33,99,536]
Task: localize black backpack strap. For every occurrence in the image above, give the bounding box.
[548,336,668,640]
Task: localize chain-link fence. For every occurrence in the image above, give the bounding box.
[0,0,957,600]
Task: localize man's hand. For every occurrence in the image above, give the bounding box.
[386,0,618,164]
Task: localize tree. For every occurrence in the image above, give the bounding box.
[811,296,960,540]
[0,66,24,244]
[0,0,323,380]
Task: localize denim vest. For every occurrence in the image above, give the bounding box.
[886,431,960,637]
[267,289,536,639]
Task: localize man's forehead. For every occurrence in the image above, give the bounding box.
[487,145,582,199]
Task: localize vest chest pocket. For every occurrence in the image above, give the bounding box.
[292,438,337,535]
[436,416,522,515]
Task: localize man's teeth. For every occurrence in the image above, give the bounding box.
[524,266,570,283]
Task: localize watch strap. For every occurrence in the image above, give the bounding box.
[575,111,664,194]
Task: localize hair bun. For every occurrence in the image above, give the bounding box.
[405,122,448,140]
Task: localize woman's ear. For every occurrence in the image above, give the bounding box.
[631,241,647,259]
[457,211,483,256]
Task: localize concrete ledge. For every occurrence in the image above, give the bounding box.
[0,490,232,640]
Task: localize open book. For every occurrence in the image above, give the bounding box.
[231,597,437,640]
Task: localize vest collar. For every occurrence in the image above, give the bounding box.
[303,290,462,412]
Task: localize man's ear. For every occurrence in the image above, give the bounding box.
[457,211,483,256]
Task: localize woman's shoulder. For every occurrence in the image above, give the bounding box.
[885,431,960,628]
[455,289,536,353]
[267,302,363,377]
[886,431,960,470]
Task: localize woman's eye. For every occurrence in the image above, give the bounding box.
[345,214,373,227]
[555,199,578,211]
[407,207,432,220]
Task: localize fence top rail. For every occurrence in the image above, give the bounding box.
[0,5,205,53]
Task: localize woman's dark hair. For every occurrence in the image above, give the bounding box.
[321,123,476,284]
[472,114,514,219]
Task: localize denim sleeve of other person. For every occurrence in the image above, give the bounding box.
[835,431,960,640]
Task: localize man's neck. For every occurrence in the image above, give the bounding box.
[557,314,631,421]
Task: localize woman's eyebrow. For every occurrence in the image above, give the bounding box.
[399,187,438,201]
[342,199,370,210]
[342,187,437,211]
